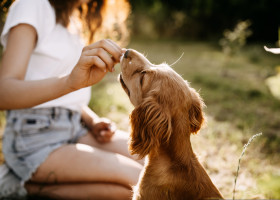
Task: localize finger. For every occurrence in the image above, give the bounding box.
[109,123,117,133]
[106,41,123,68]
[87,39,122,63]
[101,129,115,137]
[84,48,115,72]
[100,131,114,143]
[101,123,116,134]
[100,130,110,137]
[95,121,110,129]
[121,48,127,53]
[106,39,122,51]
[119,49,126,63]
[98,118,112,126]
[96,131,113,143]
[87,56,107,72]
[98,120,116,134]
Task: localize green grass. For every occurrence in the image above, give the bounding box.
[0,39,279,198]
[88,39,280,198]
[128,39,280,154]
[89,72,134,130]
[258,173,280,199]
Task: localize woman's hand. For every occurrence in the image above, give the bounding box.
[67,39,122,91]
[90,118,117,144]
[81,106,116,144]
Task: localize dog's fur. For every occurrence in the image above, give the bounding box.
[119,49,223,200]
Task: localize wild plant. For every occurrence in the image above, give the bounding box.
[233,132,262,200]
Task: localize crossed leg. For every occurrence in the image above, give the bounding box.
[26,130,143,199]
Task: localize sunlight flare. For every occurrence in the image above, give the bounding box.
[264,46,280,54]
[75,143,95,153]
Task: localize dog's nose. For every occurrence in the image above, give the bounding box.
[124,50,130,59]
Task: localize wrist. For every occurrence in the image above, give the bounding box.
[81,106,101,129]
[88,117,100,129]
[82,114,100,130]
[86,119,95,131]
[64,74,80,93]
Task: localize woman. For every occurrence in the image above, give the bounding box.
[0,0,142,199]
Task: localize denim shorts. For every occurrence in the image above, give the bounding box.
[2,107,88,186]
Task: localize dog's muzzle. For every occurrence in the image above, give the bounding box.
[119,73,130,97]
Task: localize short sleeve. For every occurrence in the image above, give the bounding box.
[0,0,56,48]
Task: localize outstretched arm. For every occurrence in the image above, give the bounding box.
[0,24,122,110]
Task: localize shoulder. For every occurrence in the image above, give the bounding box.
[5,0,55,31]
[10,0,52,14]
[1,0,55,47]
[6,0,54,22]
[11,0,51,8]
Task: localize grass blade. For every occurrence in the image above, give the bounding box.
[233,132,262,200]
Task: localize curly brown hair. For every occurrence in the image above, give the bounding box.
[48,0,130,44]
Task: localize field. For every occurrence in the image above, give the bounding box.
[1,39,280,199]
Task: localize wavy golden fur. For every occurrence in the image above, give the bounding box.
[119,49,223,200]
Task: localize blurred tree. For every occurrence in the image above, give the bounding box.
[1,0,279,42]
[130,0,280,42]
[220,20,252,56]
[0,0,14,33]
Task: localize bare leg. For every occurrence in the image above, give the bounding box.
[26,182,132,200]
[31,144,142,187]
[78,130,144,165]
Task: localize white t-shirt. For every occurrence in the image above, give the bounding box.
[1,0,91,112]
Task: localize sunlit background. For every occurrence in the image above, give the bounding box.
[1,0,280,199]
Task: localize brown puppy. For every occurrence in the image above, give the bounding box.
[119,49,223,200]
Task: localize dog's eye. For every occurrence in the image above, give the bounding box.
[140,71,146,86]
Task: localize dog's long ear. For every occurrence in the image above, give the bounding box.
[129,98,172,158]
[189,88,205,134]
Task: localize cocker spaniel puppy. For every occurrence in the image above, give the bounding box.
[119,49,223,200]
